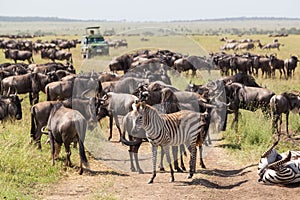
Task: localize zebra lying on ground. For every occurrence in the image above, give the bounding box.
[258,140,300,185]
[130,101,210,184]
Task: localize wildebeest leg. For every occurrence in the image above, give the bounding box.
[113,114,122,142]
[172,146,183,173]
[180,144,186,171]
[159,147,165,171]
[129,149,136,172]
[29,92,33,105]
[49,131,55,166]
[148,144,157,184]
[133,141,144,174]
[64,143,72,167]
[279,114,283,135]
[199,146,206,169]
[108,114,113,141]
[163,145,175,182]
[286,112,290,137]
[187,144,197,179]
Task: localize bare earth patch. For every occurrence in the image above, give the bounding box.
[41,137,300,200]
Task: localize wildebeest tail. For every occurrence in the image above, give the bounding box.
[46,85,50,101]
[79,139,89,167]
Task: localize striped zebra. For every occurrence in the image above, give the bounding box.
[131,101,209,184]
[258,140,300,185]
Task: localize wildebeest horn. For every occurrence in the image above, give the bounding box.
[41,126,48,134]
[268,151,291,170]
[261,139,279,158]
[7,87,11,96]
[81,89,91,98]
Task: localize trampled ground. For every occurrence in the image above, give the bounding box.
[41,135,300,200]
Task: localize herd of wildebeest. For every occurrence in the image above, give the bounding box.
[0,36,300,184]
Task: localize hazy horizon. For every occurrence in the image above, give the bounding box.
[1,0,299,22]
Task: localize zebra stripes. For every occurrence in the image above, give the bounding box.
[258,143,300,185]
[132,101,209,183]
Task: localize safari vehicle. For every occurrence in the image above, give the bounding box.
[80,26,109,58]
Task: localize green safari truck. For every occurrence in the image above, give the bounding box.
[80,26,109,58]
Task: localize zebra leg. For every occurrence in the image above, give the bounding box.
[180,144,186,171]
[199,146,206,169]
[163,145,175,182]
[148,144,157,184]
[159,146,165,171]
[187,145,197,179]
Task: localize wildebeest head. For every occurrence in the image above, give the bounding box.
[2,93,23,120]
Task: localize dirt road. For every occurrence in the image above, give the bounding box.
[41,136,300,200]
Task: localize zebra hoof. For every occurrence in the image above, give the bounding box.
[148,179,154,184]
[170,177,175,182]
[181,166,186,171]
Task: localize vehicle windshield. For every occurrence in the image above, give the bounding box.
[87,37,104,43]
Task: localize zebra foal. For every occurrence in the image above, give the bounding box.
[258,140,300,185]
[131,101,209,184]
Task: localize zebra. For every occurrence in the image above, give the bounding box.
[258,140,300,185]
[131,101,209,184]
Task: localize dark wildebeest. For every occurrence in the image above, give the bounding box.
[258,42,282,51]
[284,56,299,79]
[4,49,34,64]
[97,92,139,141]
[173,57,197,76]
[270,92,300,136]
[45,80,74,101]
[269,55,286,79]
[252,56,271,78]
[41,49,73,63]
[109,54,133,74]
[225,82,275,130]
[229,56,252,74]
[31,91,98,149]
[0,93,23,121]
[1,72,59,105]
[42,103,88,175]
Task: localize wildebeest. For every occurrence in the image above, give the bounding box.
[42,103,88,175]
[45,80,74,101]
[173,57,197,76]
[41,49,73,63]
[1,72,59,105]
[0,93,23,121]
[252,56,271,78]
[269,54,286,79]
[270,92,300,136]
[284,56,299,78]
[258,42,283,51]
[225,82,275,130]
[234,42,255,51]
[97,92,139,141]
[31,92,97,149]
[109,54,133,74]
[4,49,34,64]
[230,56,252,74]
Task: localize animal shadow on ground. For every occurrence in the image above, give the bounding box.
[183,178,248,189]
[74,166,129,177]
[198,164,256,177]
[178,164,255,189]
